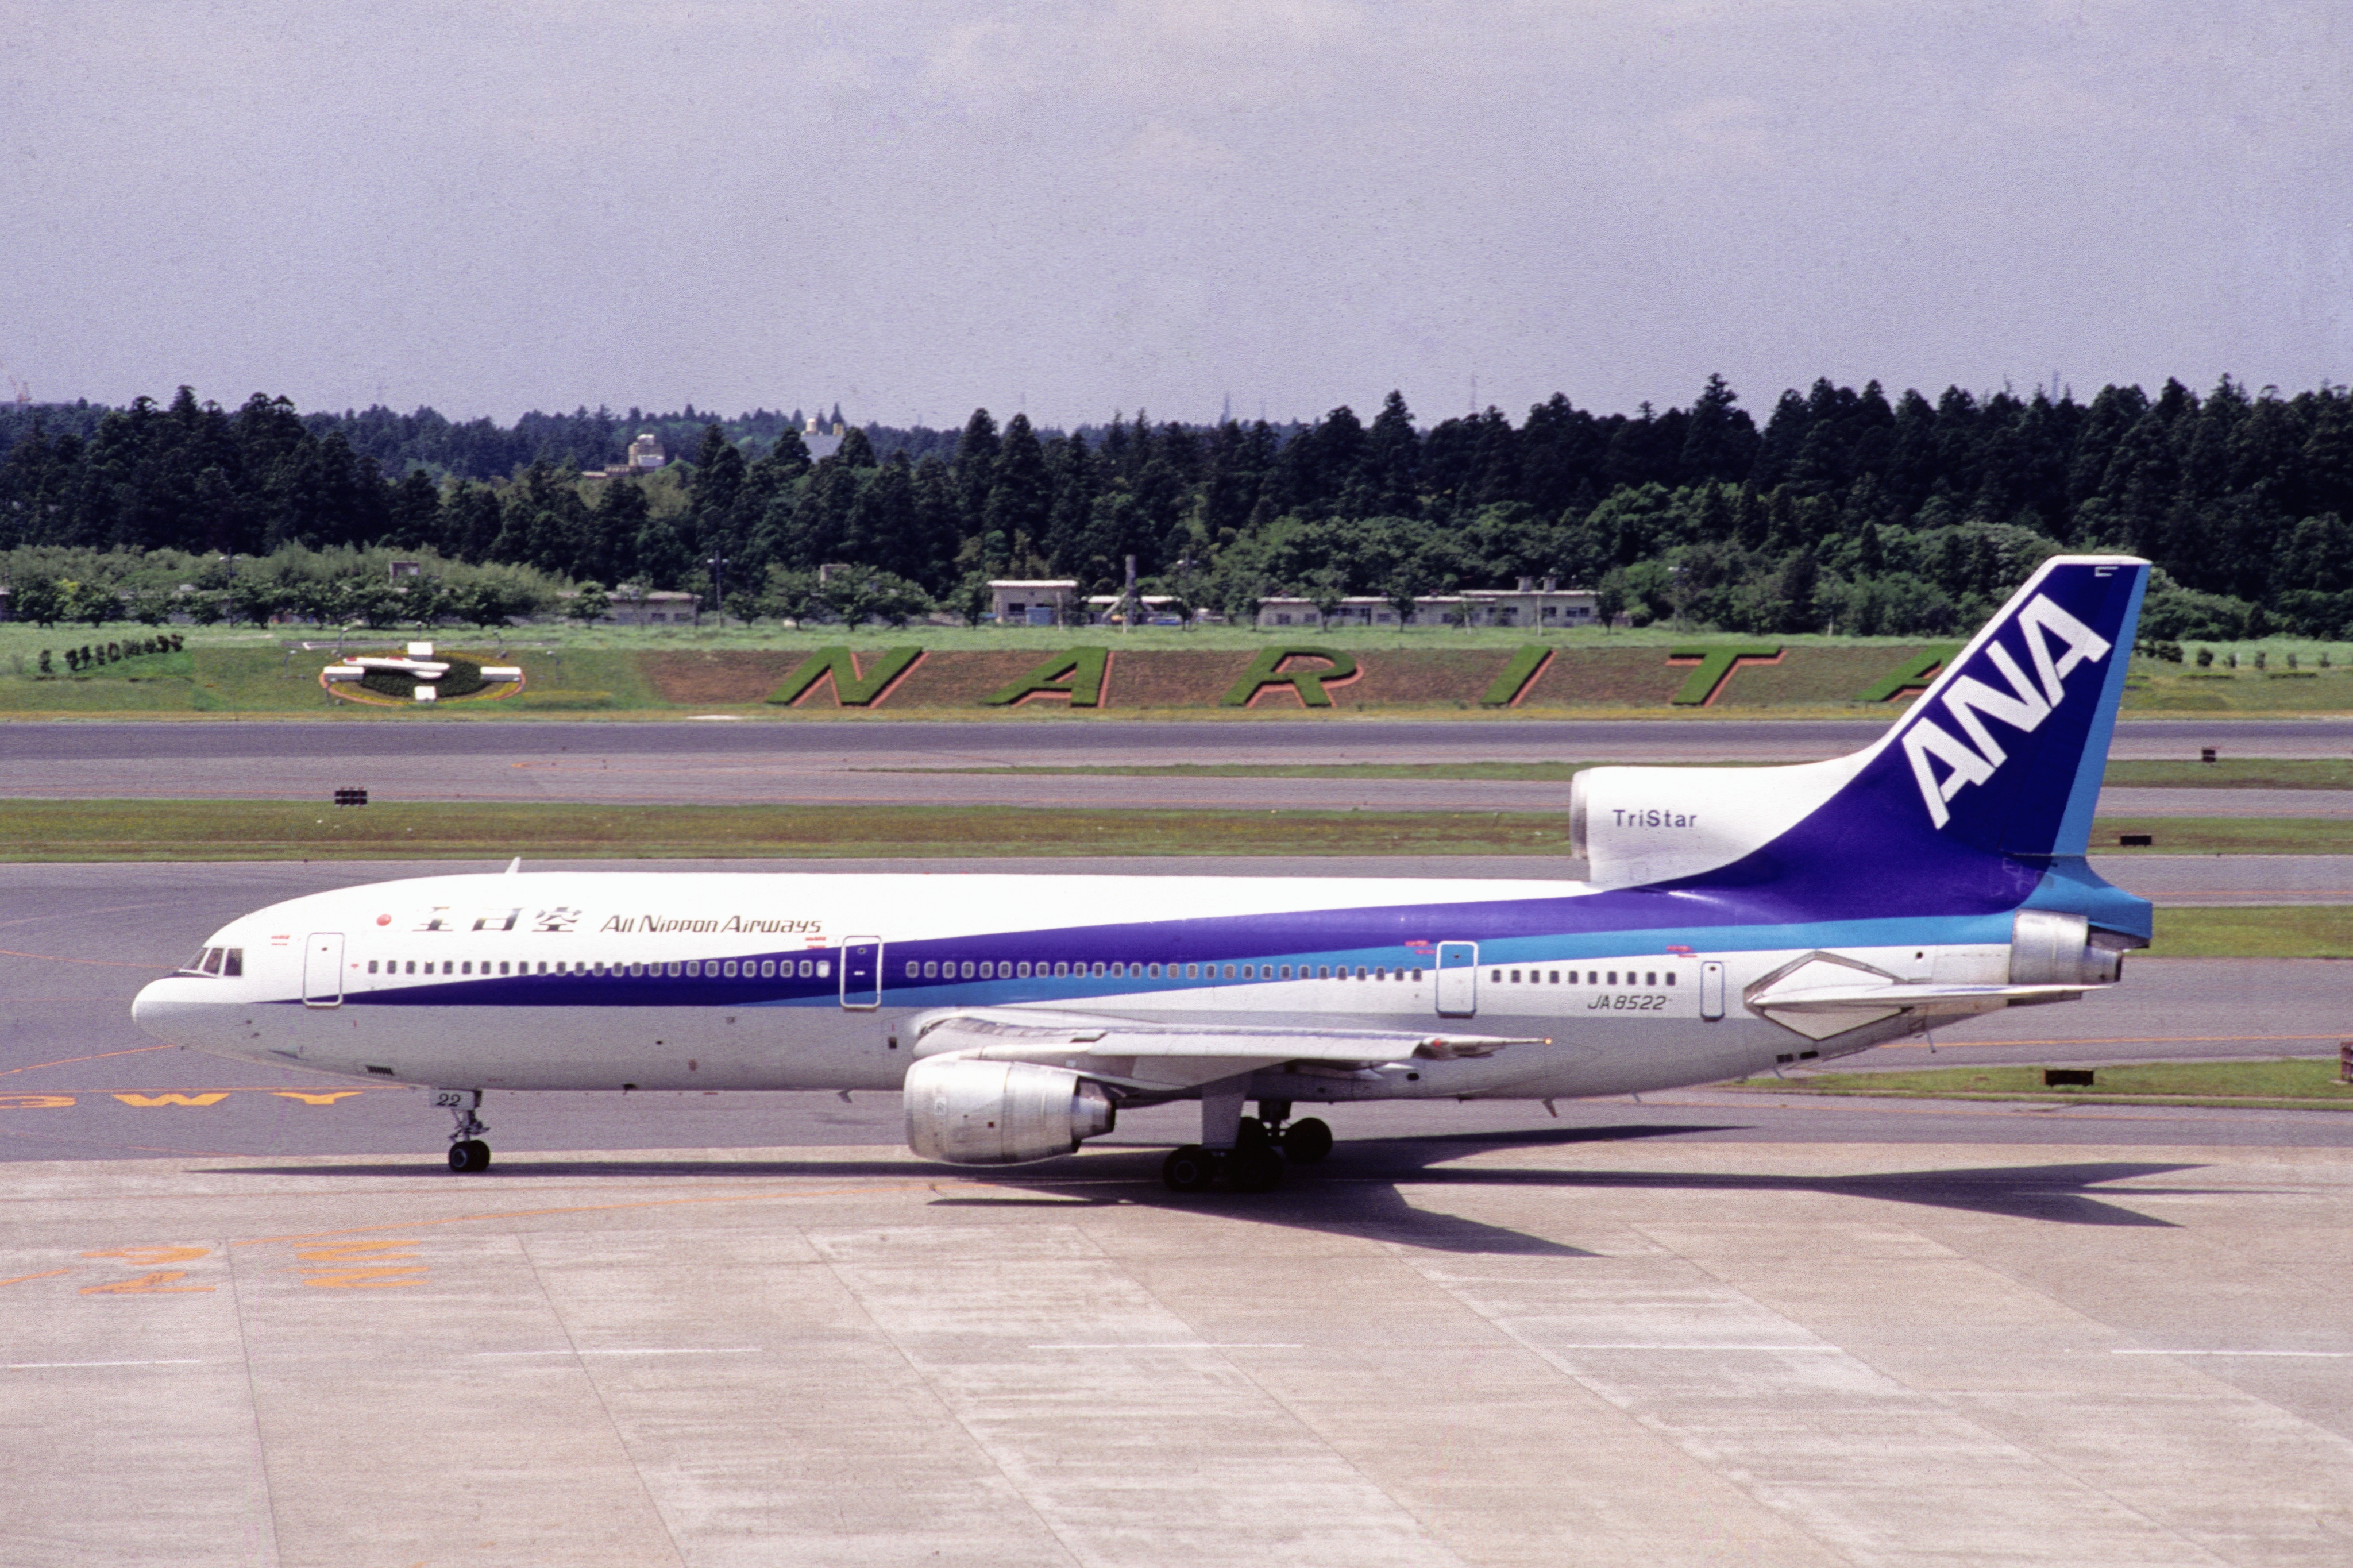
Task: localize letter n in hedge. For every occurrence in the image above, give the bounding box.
[1220,648,1360,708]
[982,648,1110,708]
[767,647,923,707]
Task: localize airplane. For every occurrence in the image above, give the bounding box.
[133,555,2153,1193]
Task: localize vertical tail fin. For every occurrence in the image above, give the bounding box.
[1867,555,2147,859]
[1572,557,2150,923]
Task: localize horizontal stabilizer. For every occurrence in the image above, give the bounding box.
[1749,979,2088,1041]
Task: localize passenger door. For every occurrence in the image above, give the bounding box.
[1434,941,1478,1018]
[1700,960,1726,1021]
[840,938,883,1010]
[303,933,345,1008]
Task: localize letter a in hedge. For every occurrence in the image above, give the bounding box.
[1220,648,1360,708]
[766,647,923,707]
[982,648,1110,707]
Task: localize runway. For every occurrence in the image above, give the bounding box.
[3,717,2348,811]
[5,860,2344,1168]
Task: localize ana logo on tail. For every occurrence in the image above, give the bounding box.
[1900,594,2111,828]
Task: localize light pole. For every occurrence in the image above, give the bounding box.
[704,555,728,629]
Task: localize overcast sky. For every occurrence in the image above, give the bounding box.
[8,2,2347,428]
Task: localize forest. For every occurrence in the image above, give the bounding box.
[2,375,2349,641]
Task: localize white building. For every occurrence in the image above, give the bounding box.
[988,580,1080,625]
[578,585,699,625]
[1255,578,1597,630]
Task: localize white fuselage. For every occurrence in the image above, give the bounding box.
[133,868,2015,1107]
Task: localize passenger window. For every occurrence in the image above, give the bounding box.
[1055,962,1069,976]
[1645,971,1656,986]
[1665,972,1677,986]
[404,961,415,975]
[905,961,919,979]
[723,960,738,978]
[1411,968,1422,981]
[1186,964,1198,979]
[921,961,936,978]
[1218,964,1233,979]
[760,960,775,978]
[958,960,973,979]
[1091,962,1106,978]
[1490,968,1501,983]
[1355,967,1367,980]
[1019,961,1032,978]
[797,960,812,977]
[1318,965,1330,979]
[1607,971,1617,986]
[497,961,508,976]
[1510,969,1521,983]
[1148,963,1160,978]
[367,960,379,975]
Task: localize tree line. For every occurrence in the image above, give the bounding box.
[4,376,2350,640]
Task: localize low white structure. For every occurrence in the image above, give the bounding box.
[1256,578,1597,630]
[989,580,1079,626]
[575,587,699,626]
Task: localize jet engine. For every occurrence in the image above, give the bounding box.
[2008,909,2127,985]
[902,1056,1118,1165]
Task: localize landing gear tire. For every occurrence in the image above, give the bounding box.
[448,1139,491,1173]
[1281,1118,1333,1164]
[1226,1144,1285,1193]
[1162,1144,1218,1193]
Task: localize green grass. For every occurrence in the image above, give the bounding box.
[1,800,2342,870]
[2143,905,2353,958]
[2090,818,2353,854]
[0,800,1587,862]
[888,758,2353,787]
[2103,758,2353,789]
[1726,1058,2353,1110]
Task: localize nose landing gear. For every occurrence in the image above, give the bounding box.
[435,1088,491,1172]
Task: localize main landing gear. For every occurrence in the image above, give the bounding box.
[1161,1096,1332,1195]
[435,1088,491,1173]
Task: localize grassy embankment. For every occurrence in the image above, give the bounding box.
[2,624,2349,717]
[3,800,2350,866]
[1726,1059,2353,1110]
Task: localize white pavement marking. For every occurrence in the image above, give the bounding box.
[2113,1349,2353,1358]
[472,1346,762,1357]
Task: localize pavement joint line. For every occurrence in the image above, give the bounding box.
[473,1347,763,1358]
[1027,1342,1306,1350]
[5,1359,208,1369]
[2112,1349,2353,1357]
[1512,1343,1842,1351]
[217,1177,969,1249]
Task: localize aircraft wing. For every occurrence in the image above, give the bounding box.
[906,1007,1545,1092]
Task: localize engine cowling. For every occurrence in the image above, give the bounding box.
[903,1056,1118,1165]
[2009,909,2126,985]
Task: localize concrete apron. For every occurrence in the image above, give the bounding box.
[3,1140,2350,1567]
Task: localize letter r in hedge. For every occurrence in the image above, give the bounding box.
[1220,648,1360,708]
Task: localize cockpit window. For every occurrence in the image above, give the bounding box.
[199,948,223,975]
[221,948,242,976]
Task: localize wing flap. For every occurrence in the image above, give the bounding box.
[907,1007,1542,1090]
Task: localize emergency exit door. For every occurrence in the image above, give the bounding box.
[303,933,345,1007]
[1699,960,1726,1021]
[1434,942,1478,1017]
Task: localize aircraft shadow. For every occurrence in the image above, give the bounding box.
[198,1124,2204,1253]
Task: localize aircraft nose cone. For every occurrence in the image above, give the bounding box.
[131,977,182,1041]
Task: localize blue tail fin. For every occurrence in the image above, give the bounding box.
[1870,555,2147,859]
